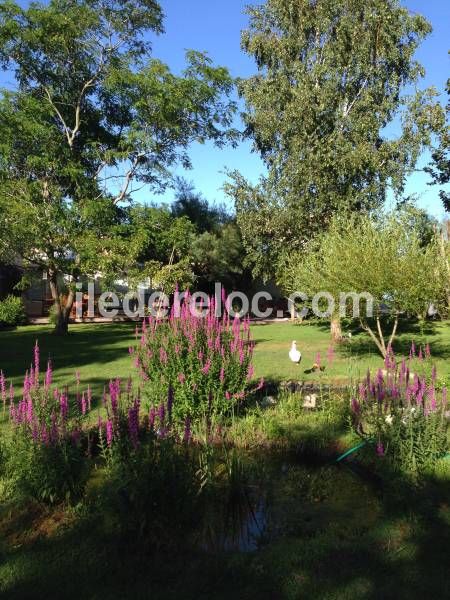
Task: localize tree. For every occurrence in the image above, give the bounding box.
[226,0,445,282]
[171,177,231,234]
[0,0,237,334]
[425,77,450,211]
[281,212,447,355]
[190,221,250,293]
[124,204,197,291]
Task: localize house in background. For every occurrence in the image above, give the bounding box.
[0,263,22,301]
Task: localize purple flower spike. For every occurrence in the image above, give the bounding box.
[106,419,113,447]
[183,417,191,443]
[376,442,385,457]
[167,386,174,420]
[351,398,360,414]
[34,340,40,379]
[44,360,53,388]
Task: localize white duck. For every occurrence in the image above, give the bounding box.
[289,341,302,364]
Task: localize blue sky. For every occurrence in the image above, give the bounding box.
[1,1,449,217]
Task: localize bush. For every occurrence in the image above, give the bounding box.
[5,343,92,503]
[134,291,261,425]
[0,295,26,327]
[351,344,448,476]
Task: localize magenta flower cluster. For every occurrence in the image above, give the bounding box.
[6,342,90,447]
[351,342,448,460]
[134,289,262,424]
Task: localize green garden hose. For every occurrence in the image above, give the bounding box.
[335,440,368,463]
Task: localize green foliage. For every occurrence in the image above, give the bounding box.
[352,356,448,477]
[425,77,450,211]
[282,210,448,355]
[107,437,200,550]
[135,305,255,424]
[227,0,446,279]
[0,0,237,332]
[0,295,26,327]
[6,432,89,504]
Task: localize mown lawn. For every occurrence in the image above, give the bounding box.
[1,319,449,405]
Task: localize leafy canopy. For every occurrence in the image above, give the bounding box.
[0,0,237,330]
[282,210,447,356]
[226,0,445,280]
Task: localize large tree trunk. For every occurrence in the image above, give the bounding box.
[54,311,70,335]
[330,313,343,343]
[48,271,75,336]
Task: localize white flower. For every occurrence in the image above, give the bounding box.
[385,414,394,425]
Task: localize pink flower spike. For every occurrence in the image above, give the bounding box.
[44,360,53,388]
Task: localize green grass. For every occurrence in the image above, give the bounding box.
[1,320,449,403]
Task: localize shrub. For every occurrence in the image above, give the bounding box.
[0,295,26,327]
[134,291,261,425]
[351,344,448,476]
[5,343,92,503]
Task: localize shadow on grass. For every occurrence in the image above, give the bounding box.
[0,409,449,600]
[333,319,450,360]
[0,323,136,380]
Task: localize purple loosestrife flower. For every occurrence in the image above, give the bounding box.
[72,428,81,446]
[158,402,165,426]
[31,421,39,443]
[409,341,416,359]
[81,392,87,415]
[183,416,191,443]
[376,442,385,457]
[149,407,156,430]
[40,426,49,446]
[59,392,69,420]
[178,372,186,384]
[44,360,52,388]
[425,343,431,358]
[418,347,423,361]
[127,401,140,449]
[327,346,335,366]
[50,411,58,443]
[201,359,212,375]
[432,365,437,385]
[246,365,253,381]
[9,382,14,407]
[109,379,120,416]
[29,366,35,390]
[34,340,40,382]
[167,386,174,421]
[0,371,6,410]
[351,398,360,414]
[26,396,33,423]
[442,387,447,408]
[159,347,168,365]
[106,419,114,447]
